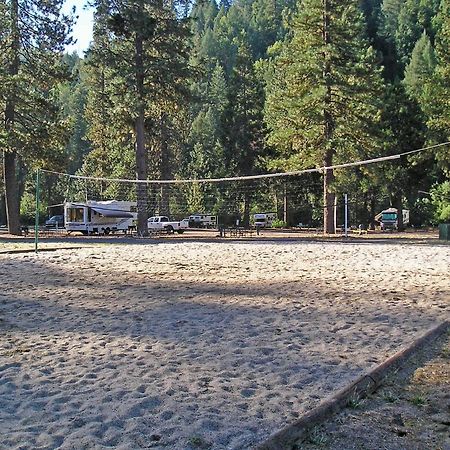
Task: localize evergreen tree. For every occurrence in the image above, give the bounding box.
[224,34,265,225]
[381,0,404,39]
[190,0,218,35]
[404,30,436,100]
[395,0,421,65]
[87,0,190,235]
[377,83,427,230]
[425,0,450,173]
[0,0,73,234]
[395,0,440,67]
[59,54,91,174]
[265,0,385,233]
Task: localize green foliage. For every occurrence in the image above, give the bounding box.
[410,196,434,226]
[377,83,427,201]
[0,0,74,233]
[424,0,450,174]
[19,192,46,225]
[404,31,436,101]
[394,0,440,67]
[265,0,385,170]
[271,218,287,228]
[59,54,91,174]
[0,0,73,166]
[83,0,191,192]
[431,181,450,222]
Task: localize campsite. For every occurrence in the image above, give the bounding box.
[1,0,449,447]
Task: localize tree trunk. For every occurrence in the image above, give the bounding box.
[159,112,170,217]
[0,192,6,225]
[134,30,148,236]
[322,0,335,234]
[369,193,376,230]
[283,184,288,225]
[243,191,250,227]
[3,0,21,235]
[323,153,335,234]
[3,152,20,234]
[395,194,404,231]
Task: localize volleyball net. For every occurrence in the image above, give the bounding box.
[36,141,449,233]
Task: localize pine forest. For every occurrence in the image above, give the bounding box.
[1,0,449,235]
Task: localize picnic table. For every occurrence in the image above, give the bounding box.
[219,227,255,238]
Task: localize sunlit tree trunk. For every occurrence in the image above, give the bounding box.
[322,0,335,234]
[134,26,149,236]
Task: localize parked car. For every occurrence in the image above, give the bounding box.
[45,215,64,228]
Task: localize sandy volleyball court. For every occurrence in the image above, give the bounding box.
[0,240,448,449]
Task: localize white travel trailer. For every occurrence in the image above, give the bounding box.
[65,200,137,235]
[188,213,218,228]
[253,212,277,228]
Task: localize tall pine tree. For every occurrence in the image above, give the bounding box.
[425,0,450,173]
[0,0,73,234]
[87,0,190,235]
[265,0,385,233]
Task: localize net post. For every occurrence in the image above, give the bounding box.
[34,168,40,253]
[334,195,337,234]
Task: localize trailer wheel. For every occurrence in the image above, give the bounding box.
[104,227,110,235]
[177,230,184,234]
[165,225,174,234]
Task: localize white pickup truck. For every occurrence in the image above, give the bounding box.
[147,216,189,234]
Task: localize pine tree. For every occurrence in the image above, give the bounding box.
[395,0,440,67]
[265,0,385,233]
[0,0,73,234]
[59,54,91,174]
[225,34,265,225]
[425,0,450,173]
[87,0,190,235]
[378,83,426,230]
[403,31,436,102]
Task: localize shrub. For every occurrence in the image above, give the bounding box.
[431,181,450,223]
[20,192,47,225]
[271,219,287,228]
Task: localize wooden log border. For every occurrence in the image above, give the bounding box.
[255,320,449,450]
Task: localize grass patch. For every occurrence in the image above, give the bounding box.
[382,390,399,403]
[306,427,328,446]
[187,435,211,449]
[347,394,365,409]
[410,394,427,406]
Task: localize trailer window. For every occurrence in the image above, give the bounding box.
[68,207,84,222]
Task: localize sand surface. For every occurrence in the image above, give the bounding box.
[0,240,448,449]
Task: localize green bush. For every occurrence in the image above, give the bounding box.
[271,218,287,228]
[431,181,450,224]
[439,204,450,223]
[20,193,47,225]
[410,197,434,227]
